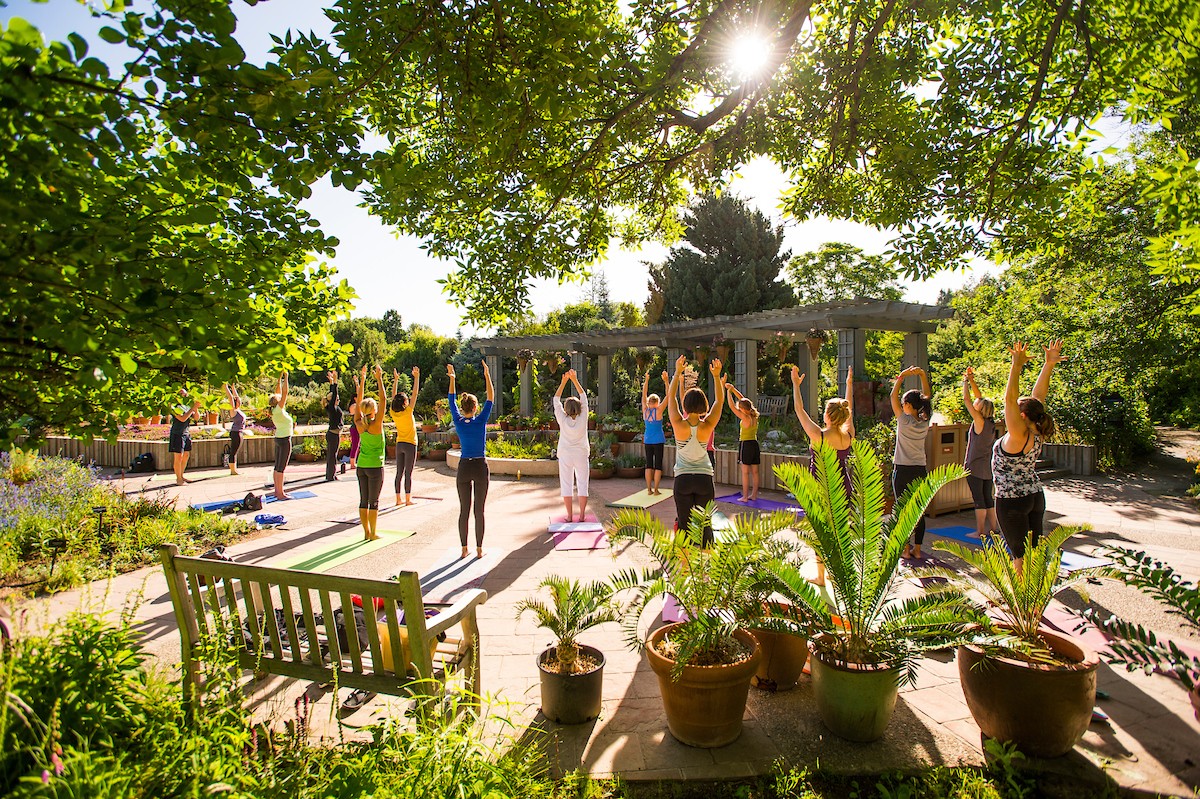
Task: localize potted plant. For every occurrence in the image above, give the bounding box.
[421,418,438,434]
[595,432,619,458]
[425,440,452,461]
[614,453,645,479]
[772,443,978,742]
[607,506,801,747]
[515,576,617,724]
[292,435,325,463]
[516,348,534,373]
[804,328,830,360]
[932,527,1116,757]
[589,454,615,479]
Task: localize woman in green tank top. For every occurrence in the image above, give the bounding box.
[353,365,388,541]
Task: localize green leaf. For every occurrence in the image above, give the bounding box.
[119,354,137,374]
[98,26,125,44]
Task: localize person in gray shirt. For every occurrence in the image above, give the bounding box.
[890,366,932,559]
[962,367,999,541]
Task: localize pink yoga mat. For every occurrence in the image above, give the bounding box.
[551,529,608,550]
[662,594,690,623]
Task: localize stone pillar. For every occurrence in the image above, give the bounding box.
[902,333,930,391]
[734,340,758,404]
[519,362,533,416]
[800,344,819,419]
[596,354,613,415]
[485,354,503,420]
[837,329,866,387]
[570,350,587,397]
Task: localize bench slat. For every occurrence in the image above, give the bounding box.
[241,580,265,656]
[277,588,302,664]
[382,600,406,677]
[258,581,284,660]
[339,591,363,673]
[186,573,209,638]
[221,576,243,640]
[297,588,321,667]
[360,593,385,672]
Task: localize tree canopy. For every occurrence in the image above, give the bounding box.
[0,5,359,442]
[787,243,904,305]
[323,0,1200,320]
[646,193,793,322]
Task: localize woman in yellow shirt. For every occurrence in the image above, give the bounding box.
[390,366,421,506]
[726,385,761,501]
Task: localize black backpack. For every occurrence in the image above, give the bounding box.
[129,452,156,473]
[242,492,263,512]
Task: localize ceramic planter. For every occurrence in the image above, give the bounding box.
[809,639,901,742]
[537,645,605,725]
[958,628,1098,757]
[752,629,809,692]
[644,623,760,748]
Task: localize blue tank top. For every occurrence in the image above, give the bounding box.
[644,408,665,445]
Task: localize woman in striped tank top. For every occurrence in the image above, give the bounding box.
[993,341,1065,575]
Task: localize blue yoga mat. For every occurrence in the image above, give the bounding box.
[192,498,242,513]
[927,525,982,547]
[715,494,805,515]
[928,526,1111,573]
[263,490,318,504]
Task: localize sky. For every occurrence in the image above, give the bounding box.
[6,0,1007,337]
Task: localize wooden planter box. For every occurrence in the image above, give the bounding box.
[26,432,328,469]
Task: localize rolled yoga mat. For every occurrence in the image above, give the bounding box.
[606,489,673,509]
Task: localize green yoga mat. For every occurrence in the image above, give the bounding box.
[606,488,673,509]
[151,468,232,482]
[278,530,414,573]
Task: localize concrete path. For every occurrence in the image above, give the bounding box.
[16,457,1200,797]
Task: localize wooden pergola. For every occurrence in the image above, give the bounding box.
[472,298,953,419]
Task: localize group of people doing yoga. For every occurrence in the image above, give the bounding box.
[631,340,1064,575]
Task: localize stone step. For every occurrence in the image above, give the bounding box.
[1037,467,1072,481]
[1036,458,1056,469]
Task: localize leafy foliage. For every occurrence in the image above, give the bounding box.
[1085,547,1200,691]
[931,526,1113,661]
[0,9,359,444]
[772,443,978,686]
[606,505,800,678]
[646,193,794,323]
[786,243,904,305]
[515,576,618,672]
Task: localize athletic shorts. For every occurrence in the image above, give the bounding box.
[966,475,995,509]
[738,439,761,466]
[644,443,665,471]
[168,432,191,454]
[273,437,292,472]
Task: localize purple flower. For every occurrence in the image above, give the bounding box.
[41,770,50,785]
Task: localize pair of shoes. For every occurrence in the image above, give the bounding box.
[341,688,374,712]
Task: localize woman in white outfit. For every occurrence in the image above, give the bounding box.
[553,369,591,521]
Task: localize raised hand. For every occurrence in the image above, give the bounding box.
[481,359,490,374]
[791,366,803,386]
[412,366,420,378]
[1043,339,1067,365]
[446,364,455,377]
[965,366,974,381]
[327,370,337,383]
[674,354,688,372]
[359,364,368,381]
[1009,342,1031,364]
[709,358,723,377]
[661,370,669,385]
[373,364,384,378]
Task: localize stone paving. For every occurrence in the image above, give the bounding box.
[19,456,1200,797]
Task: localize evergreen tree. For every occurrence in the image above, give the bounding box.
[647,194,794,322]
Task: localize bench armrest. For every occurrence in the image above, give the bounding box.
[424,589,488,638]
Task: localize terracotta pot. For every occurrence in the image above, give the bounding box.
[752,629,809,692]
[150,415,163,425]
[644,623,760,748]
[205,412,219,425]
[589,467,614,480]
[426,449,447,461]
[293,452,318,463]
[131,416,150,425]
[386,444,397,457]
[421,424,437,434]
[958,628,1099,757]
[499,421,511,431]
[615,467,642,479]
[616,430,636,443]
[537,645,605,725]
[809,638,901,742]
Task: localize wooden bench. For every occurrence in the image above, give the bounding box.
[756,395,790,417]
[158,544,487,709]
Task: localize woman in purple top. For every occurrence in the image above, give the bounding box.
[448,360,494,559]
[223,383,247,476]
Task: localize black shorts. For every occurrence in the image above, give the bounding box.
[168,432,191,454]
[644,443,665,471]
[738,439,761,466]
[966,475,995,509]
[273,437,292,472]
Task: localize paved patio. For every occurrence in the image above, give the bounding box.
[18,456,1200,796]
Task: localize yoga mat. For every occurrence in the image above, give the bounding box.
[419,549,502,603]
[549,520,604,534]
[1039,603,1111,653]
[715,494,805,515]
[1060,551,1112,573]
[262,489,318,504]
[607,489,673,509]
[550,513,600,525]
[279,530,415,572]
[191,498,242,513]
[662,594,689,623]
[152,468,231,482]
[927,525,983,547]
[551,529,608,550]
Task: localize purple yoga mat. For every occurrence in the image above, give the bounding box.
[551,529,608,550]
[715,494,805,515]
[662,594,690,623]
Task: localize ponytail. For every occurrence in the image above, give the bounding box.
[901,389,932,422]
[1018,397,1055,438]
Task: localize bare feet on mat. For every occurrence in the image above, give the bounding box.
[460,546,469,559]
[476,547,484,559]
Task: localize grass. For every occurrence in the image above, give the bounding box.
[0,451,250,593]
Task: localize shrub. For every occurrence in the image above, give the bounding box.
[485,435,553,460]
[615,453,645,469]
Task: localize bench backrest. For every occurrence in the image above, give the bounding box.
[757,395,790,417]
[159,544,437,697]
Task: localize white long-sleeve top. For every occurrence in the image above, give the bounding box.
[553,395,591,454]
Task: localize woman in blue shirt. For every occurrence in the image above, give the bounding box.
[449,361,494,559]
[641,370,667,494]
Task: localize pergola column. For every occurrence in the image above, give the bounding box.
[800,343,819,418]
[837,329,866,387]
[596,354,613,415]
[902,332,930,391]
[734,340,758,404]
[519,362,533,416]
[485,354,504,420]
[570,348,587,397]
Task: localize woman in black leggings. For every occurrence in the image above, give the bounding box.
[890,366,932,559]
[448,361,494,559]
